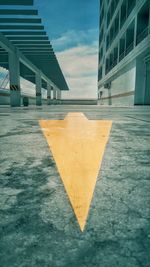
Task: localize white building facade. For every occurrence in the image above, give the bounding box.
[98,0,150,105]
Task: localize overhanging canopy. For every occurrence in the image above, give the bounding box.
[0,0,69,91]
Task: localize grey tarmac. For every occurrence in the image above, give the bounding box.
[0,105,150,267]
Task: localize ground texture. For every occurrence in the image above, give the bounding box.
[0,105,150,267]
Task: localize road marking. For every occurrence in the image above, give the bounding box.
[39,113,112,231]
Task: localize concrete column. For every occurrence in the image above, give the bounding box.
[108,89,112,105]
[9,50,21,107]
[57,89,61,100]
[35,71,42,106]
[144,60,150,105]
[47,84,51,105]
[53,87,57,100]
[134,58,146,105]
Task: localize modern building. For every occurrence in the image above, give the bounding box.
[98,0,150,105]
[0,0,69,107]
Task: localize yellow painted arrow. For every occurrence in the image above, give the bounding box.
[39,113,112,231]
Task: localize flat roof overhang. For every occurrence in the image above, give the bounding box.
[0,1,69,91]
[0,0,33,5]
[0,9,38,15]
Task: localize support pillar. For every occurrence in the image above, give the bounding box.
[108,89,112,105]
[57,89,61,100]
[36,71,42,106]
[134,58,146,105]
[9,50,21,107]
[47,84,51,105]
[53,87,57,104]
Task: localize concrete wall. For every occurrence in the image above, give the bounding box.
[46,99,97,105]
[134,58,146,105]
[60,99,97,105]
[145,59,150,104]
[98,0,150,106]
[105,94,134,106]
[99,63,136,106]
[0,97,9,105]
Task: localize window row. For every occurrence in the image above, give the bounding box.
[120,0,136,28]
[98,66,103,81]
[106,12,119,50]
[105,1,150,76]
[100,3,104,28]
[107,0,119,27]
[99,47,103,63]
[106,0,149,51]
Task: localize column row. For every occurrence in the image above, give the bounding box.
[9,51,62,107]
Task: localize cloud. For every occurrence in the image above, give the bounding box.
[54,30,98,99]
[62,76,98,99]
[52,29,98,52]
[20,78,35,97]
[57,45,98,78]
[0,67,8,76]
[20,78,47,99]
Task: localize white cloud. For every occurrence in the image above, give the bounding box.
[20,78,35,97]
[0,67,8,76]
[52,29,98,51]
[20,78,47,99]
[54,33,98,99]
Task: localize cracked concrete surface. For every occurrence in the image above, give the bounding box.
[0,105,150,267]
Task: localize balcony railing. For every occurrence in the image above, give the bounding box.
[125,41,134,55]
[105,40,135,75]
[119,41,134,62]
[104,22,150,77]
[105,58,118,74]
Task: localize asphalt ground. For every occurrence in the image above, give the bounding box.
[0,105,150,267]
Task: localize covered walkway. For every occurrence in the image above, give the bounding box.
[0,0,69,107]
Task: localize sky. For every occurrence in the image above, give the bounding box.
[34,0,99,99]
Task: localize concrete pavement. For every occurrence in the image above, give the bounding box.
[0,105,150,267]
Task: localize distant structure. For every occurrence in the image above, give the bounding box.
[98,0,150,105]
[0,0,69,106]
